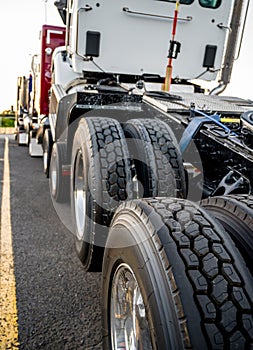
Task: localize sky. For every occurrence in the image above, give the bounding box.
[0,0,62,112]
[0,0,252,112]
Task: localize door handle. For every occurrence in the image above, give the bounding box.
[84,4,93,12]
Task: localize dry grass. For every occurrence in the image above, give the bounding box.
[0,128,15,134]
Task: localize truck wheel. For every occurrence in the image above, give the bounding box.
[71,117,133,271]
[123,118,186,198]
[49,142,69,203]
[102,198,253,349]
[42,128,53,178]
[201,194,253,272]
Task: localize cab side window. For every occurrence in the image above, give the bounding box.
[199,0,221,8]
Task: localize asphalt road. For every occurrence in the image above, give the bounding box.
[0,135,103,349]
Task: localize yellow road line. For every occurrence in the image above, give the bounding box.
[0,137,19,349]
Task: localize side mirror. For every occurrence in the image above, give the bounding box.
[54,0,67,24]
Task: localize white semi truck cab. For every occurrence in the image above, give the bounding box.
[54,0,247,88]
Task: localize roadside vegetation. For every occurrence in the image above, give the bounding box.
[0,107,15,127]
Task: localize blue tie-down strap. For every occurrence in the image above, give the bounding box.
[179,109,237,154]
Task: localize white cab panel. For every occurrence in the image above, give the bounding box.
[67,0,235,81]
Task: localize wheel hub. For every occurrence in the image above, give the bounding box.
[110,263,153,350]
[74,150,86,241]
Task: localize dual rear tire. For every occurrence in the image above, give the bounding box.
[102,198,253,349]
[48,115,253,348]
[70,116,184,271]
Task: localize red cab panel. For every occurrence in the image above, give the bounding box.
[40,25,65,115]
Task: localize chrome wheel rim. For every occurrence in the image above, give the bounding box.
[43,151,48,172]
[110,263,153,350]
[51,154,57,194]
[74,150,86,241]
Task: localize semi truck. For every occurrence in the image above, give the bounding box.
[16,24,65,157]
[18,0,253,348]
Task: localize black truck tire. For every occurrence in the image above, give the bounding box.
[201,194,253,272]
[49,142,69,203]
[42,128,53,178]
[123,118,186,198]
[71,117,133,271]
[102,198,253,349]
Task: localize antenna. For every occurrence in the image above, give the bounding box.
[43,0,48,23]
[163,0,181,92]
